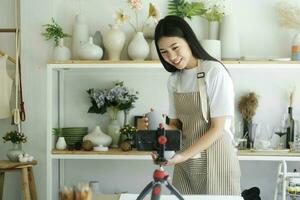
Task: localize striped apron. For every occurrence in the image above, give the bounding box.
[172,69,241,195]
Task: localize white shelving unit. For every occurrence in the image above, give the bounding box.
[46,60,300,200]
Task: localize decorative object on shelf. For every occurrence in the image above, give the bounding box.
[117,1,160,34]
[83,125,112,147]
[220,15,240,59]
[82,140,94,151]
[150,40,159,60]
[93,31,103,48]
[2,130,27,161]
[53,38,71,61]
[238,92,259,149]
[87,81,139,147]
[18,153,34,163]
[60,183,92,200]
[119,124,137,148]
[168,0,206,19]
[71,14,89,59]
[103,24,125,61]
[78,37,103,60]
[292,33,300,61]
[145,108,165,130]
[286,86,296,148]
[42,18,71,61]
[128,31,149,60]
[56,137,67,150]
[52,128,67,150]
[168,0,207,40]
[275,2,300,61]
[200,39,221,60]
[202,4,225,40]
[58,127,88,149]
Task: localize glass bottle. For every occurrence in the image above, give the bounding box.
[286,107,295,148]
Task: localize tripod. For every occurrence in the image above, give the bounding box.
[136,124,184,200]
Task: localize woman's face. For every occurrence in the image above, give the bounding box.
[158,36,197,70]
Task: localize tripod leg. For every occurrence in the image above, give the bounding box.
[151,183,162,200]
[136,181,154,200]
[165,181,185,200]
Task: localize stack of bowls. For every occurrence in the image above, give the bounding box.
[62,127,88,147]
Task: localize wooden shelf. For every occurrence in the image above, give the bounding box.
[47,60,300,65]
[51,148,300,161]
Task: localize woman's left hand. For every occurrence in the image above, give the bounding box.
[164,153,187,166]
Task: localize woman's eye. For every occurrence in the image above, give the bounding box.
[160,51,167,54]
[172,46,179,50]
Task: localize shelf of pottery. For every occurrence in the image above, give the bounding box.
[52,14,159,63]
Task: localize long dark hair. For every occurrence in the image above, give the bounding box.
[154,15,223,73]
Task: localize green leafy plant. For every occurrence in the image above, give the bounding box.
[168,0,206,19]
[203,5,225,22]
[2,131,27,144]
[120,124,137,141]
[52,128,63,137]
[42,18,71,46]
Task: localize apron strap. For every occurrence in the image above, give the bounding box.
[197,67,209,123]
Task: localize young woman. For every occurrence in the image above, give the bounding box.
[154,15,241,195]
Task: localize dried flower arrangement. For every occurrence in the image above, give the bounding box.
[275,2,300,30]
[238,92,259,122]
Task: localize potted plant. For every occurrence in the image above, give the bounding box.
[52,128,67,150]
[87,81,139,147]
[202,5,225,39]
[42,18,71,61]
[168,0,206,19]
[119,124,138,150]
[2,130,27,161]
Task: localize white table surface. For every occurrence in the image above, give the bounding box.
[119,194,243,200]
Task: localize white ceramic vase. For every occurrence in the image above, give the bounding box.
[146,109,164,130]
[128,32,149,61]
[83,125,112,147]
[209,21,220,40]
[78,37,103,60]
[220,15,240,59]
[56,137,67,150]
[103,24,125,61]
[200,39,221,60]
[71,14,89,59]
[150,40,159,60]
[53,38,71,61]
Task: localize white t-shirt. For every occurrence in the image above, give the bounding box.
[167,60,234,134]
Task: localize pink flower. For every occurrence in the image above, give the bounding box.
[127,0,142,10]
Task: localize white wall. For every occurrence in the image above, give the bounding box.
[0,0,300,199]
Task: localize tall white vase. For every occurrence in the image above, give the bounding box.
[220,15,240,59]
[72,14,89,59]
[209,21,220,40]
[128,32,149,60]
[53,38,71,61]
[103,24,125,61]
[200,39,221,60]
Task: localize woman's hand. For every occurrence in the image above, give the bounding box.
[151,152,187,166]
[164,153,187,166]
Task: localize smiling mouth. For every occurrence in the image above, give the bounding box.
[173,57,182,65]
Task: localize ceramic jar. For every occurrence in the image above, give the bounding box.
[103,24,125,61]
[146,109,164,130]
[53,38,71,61]
[292,33,300,61]
[72,14,89,59]
[128,32,149,60]
[83,126,112,147]
[56,137,67,150]
[78,37,103,60]
[7,143,24,162]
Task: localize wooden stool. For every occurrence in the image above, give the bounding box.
[0,160,37,200]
